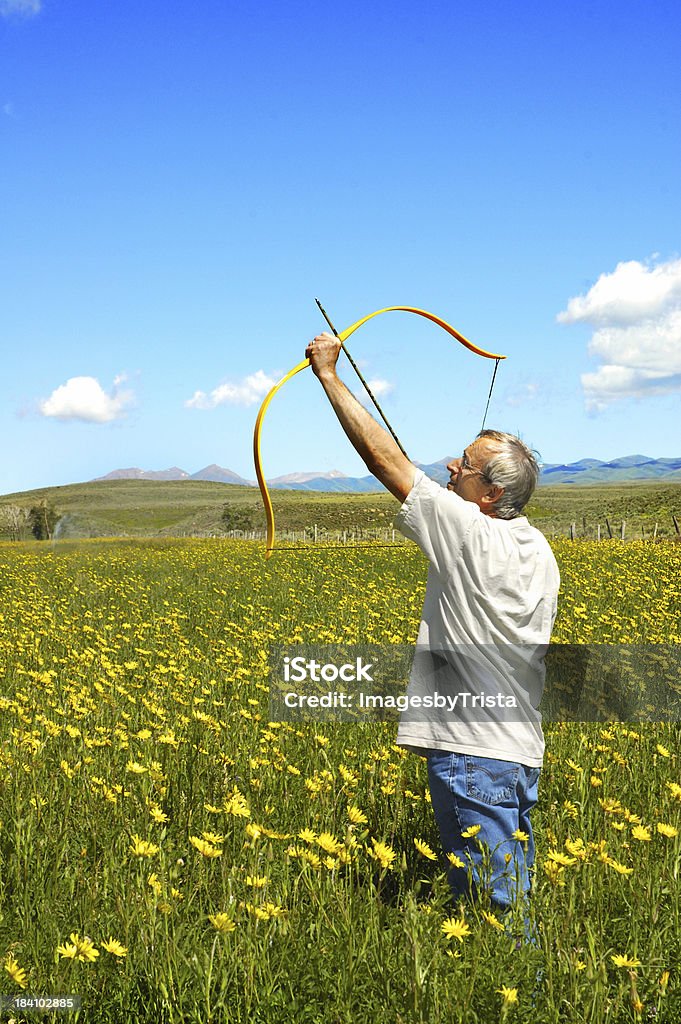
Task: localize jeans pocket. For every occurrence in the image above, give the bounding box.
[464,755,520,806]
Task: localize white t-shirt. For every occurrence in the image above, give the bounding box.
[394,469,560,767]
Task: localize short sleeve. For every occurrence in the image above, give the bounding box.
[395,468,478,576]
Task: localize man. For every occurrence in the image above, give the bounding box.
[305,331,560,920]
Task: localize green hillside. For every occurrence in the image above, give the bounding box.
[1,477,680,542]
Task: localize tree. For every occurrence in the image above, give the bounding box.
[28,502,59,540]
[221,503,255,533]
[0,505,30,541]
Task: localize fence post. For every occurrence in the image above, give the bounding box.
[620,521,626,541]
[653,522,658,541]
[605,518,613,539]
[673,515,680,536]
[314,524,318,544]
[597,524,601,542]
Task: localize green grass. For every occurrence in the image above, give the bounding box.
[1,478,680,542]
[0,538,680,1022]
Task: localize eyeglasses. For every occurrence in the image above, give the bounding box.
[460,452,489,479]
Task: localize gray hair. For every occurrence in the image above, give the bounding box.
[476,430,540,519]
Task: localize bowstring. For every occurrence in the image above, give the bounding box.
[480,358,501,432]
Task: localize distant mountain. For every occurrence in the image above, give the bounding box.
[538,455,681,485]
[190,465,251,484]
[92,455,681,492]
[95,467,190,481]
[270,470,348,485]
[268,455,681,490]
[270,474,382,493]
[94,465,252,485]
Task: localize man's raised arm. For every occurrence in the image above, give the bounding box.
[305,332,415,503]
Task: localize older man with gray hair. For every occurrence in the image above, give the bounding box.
[305,333,560,926]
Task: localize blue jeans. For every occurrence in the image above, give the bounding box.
[426,750,540,914]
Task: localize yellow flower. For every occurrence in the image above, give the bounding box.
[150,806,169,824]
[441,915,471,942]
[565,837,587,859]
[666,782,681,801]
[611,953,642,968]
[101,937,128,957]
[130,834,159,857]
[298,828,317,844]
[243,901,286,921]
[546,849,577,866]
[59,933,99,963]
[209,913,236,933]
[606,858,633,876]
[543,860,565,886]
[461,824,481,839]
[599,797,624,815]
[316,832,342,855]
[4,956,28,989]
[201,831,225,845]
[496,985,518,1005]
[245,875,268,888]
[301,849,321,868]
[656,744,671,758]
[369,838,396,869]
[347,805,368,825]
[148,873,163,896]
[482,910,505,932]
[512,829,529,843]
[656,823,678,838]
[414,838,438,860]
[189,836,222,858]
[447,852,466,869]
[631,825,651,842]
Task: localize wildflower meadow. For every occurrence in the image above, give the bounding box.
[0,537,679,1022]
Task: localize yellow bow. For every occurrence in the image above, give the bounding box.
[253,306,506,558]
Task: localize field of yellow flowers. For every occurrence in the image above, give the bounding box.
[0,537,679,1023]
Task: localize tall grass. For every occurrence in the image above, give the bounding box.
[0,538,679,1022]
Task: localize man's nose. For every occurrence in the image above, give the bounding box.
[447,458,461,474]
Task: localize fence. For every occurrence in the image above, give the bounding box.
[221,526,410,546]
[561,514,681,542]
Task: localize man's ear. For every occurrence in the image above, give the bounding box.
[480,484,504,514]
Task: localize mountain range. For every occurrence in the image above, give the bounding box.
[94,455,681,491]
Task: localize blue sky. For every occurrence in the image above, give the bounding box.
[2,0,680,494]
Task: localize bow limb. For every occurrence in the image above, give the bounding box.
[254,306,505,558]
[338,306,506,360]
[253,357,310,559]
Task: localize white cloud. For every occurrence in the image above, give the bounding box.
[185,369,277,410]
[557,257,681,410]
[355,378,395,413]
[365,378,393,399]
[39,375,134,423]
[558,258,681,326]
[0,0,42,16]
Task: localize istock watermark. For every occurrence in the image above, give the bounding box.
[268,644,681,723]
